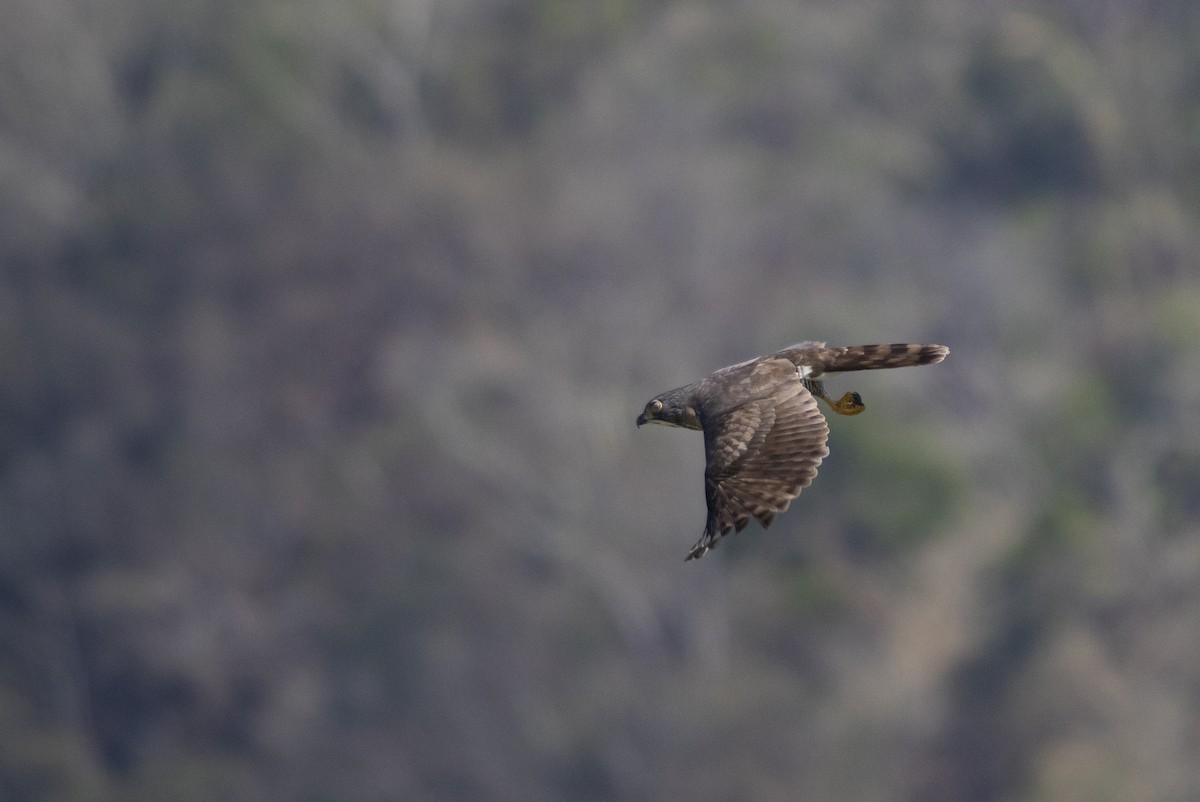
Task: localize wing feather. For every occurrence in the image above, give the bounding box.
[691,359,829,559]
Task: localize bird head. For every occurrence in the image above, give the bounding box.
[636,389,702,430]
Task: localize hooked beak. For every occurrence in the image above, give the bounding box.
[636,413,647,427]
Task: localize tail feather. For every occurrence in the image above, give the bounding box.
[816,343,948,372]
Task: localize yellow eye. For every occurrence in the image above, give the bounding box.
[647,399,663,414]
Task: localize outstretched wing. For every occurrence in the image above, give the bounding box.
[692,366,829,560]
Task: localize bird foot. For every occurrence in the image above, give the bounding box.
[803,378,866,416]
[826,391,865,416]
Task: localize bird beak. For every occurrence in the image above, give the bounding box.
[636,413,647,427]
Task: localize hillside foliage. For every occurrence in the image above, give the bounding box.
[4,1,1200,799]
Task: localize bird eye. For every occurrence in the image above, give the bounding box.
[648,399,663,414]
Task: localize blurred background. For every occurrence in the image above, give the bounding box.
[4,0,1200,799]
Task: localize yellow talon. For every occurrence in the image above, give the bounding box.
[829,391,866,416]
[804,378,866,416]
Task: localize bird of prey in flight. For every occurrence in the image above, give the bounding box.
[637,341,949,560]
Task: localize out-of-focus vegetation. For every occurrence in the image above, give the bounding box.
[4,0,1200,799]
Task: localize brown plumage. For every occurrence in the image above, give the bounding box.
[637,341,949,560]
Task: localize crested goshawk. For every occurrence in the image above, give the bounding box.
[637,341,949,560]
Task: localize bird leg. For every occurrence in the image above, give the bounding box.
[803,379,866,416]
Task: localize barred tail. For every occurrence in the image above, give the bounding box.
[820,343,949,372]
